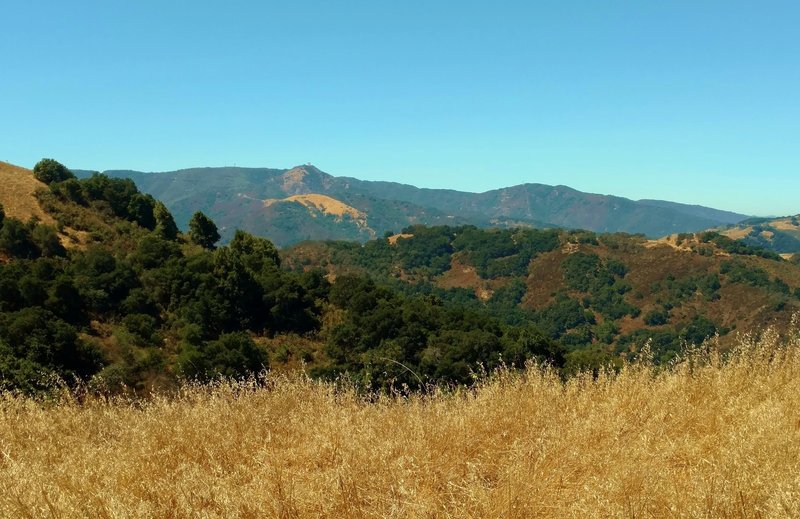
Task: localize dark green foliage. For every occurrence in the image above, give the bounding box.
[699,231,781,260]
[229,230,281,270]
[33,158,75,184]
[653,273,721,307]
[71,246,137,314]
[189,211,220,249]
[0,308,103,392]
[488,279,527,310]
[58,178,87,205]
[30,225,66,257]
[721,259,785,291]
[742,226,800,254]
[617,315,720,364]
[453,227,559,278]
[0,203,4,225]
[679,315,718,346]
[561,253,636,321]
[178,332,268,381]
[563,347,621,377]
[644,308,670,326]
[0,218,39,258]
[530,294,589,338]
[127,194,157,230]
[121,314,162,347]
[130,235,182,270]
[395,225,454,275]
[319,274,565,389]
[501,326,565,368]
[562,252,606,292]
[153,201,179,240]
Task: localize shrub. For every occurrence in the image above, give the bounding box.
[178,332,268,381]
[33,158,74,184]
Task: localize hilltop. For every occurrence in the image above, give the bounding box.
[0,161,54,224]
[713,215,800,255]
[73,165,750,246]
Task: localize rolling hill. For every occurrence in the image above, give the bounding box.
[714,215,800,255]
[283,225,800,366]
[73,165,750,246]
[0,161,55,224]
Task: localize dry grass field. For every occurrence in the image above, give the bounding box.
[2,325,800,518]
[0,161,54,224]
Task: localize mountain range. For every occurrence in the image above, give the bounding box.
[73,165,749,247]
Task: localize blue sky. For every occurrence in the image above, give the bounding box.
[1,1,798,216]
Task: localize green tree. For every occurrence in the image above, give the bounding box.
[178,332,268,381]
[33,158,74,184]
[188,211,220,249]
[0,218,38,258]
[0,203,5,225]
[153,201,179,240]
[127,194,156,230]
[31,225,66,257]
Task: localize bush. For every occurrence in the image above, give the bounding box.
[179,332,268,381]
[0,218,38,258]
[644,308,669,326]
[33,158,74,184]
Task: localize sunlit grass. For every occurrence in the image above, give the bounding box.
[1,324,800,517]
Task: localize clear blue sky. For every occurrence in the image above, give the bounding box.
[2,1,798,216]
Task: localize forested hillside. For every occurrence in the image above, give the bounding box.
[75,165,749,246]
[0,161,566,393]
[284,225,800,371]
[714,215,800,254]
[2,159,798,395]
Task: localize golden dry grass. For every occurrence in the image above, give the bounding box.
[264,194,365,221]
[0,161,54,224]
[2,328,800,518]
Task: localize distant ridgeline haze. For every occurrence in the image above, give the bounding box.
[73,165,750,247]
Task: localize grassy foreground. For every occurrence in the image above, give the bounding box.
[2,329,800,518]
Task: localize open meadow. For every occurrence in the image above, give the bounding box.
[2,325,800,518]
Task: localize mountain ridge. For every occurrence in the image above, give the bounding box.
[73,165,751,246]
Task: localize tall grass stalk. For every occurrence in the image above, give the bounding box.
[1,325,799,517]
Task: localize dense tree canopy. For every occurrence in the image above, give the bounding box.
[189,211,220,249]
[33,158,75,184]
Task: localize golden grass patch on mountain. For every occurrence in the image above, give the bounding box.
[772,218,800,231]
[0,161,54,224]
[264,194,365,221]
[387,232,413,245]
[721,226,753,240]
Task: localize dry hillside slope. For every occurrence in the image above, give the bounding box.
[0,161,54,224]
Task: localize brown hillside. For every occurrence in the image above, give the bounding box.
[521,237,799,344]
[0,161,54,224]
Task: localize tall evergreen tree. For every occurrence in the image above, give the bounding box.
[188,211,220,249]
[154,201,179,240]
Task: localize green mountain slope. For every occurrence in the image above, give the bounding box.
[283,225,800,367]
[74,165,750,246]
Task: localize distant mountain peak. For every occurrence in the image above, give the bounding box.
[79,164,752,246]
